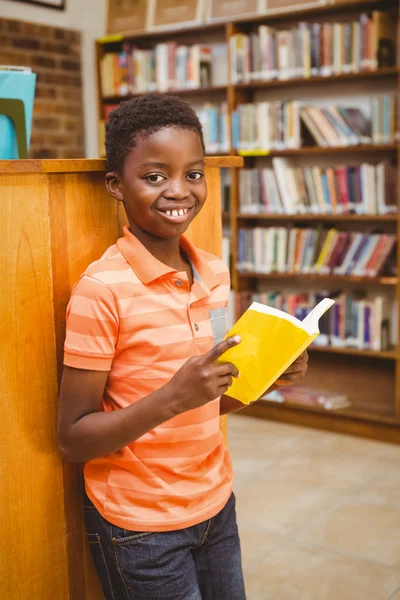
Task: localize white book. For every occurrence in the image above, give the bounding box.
[277,228,288,273]
[287,228,297,273]
[354,235,380,276]
[272,158,295,213]
[155,43,169,92]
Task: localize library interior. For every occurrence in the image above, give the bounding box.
[2,0,400,598]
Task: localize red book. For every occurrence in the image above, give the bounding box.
[327,232,348,271]
[333,232,354,273]
[371,236,396,276]
[365,235,389,276]
[335,166,350,213]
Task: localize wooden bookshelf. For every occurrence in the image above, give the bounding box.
[235,67,399,90]
[237,214,399,222]
[237,144,399,157]
[309,345,398,360]
[96,0,400,443]
[238,272,398,285]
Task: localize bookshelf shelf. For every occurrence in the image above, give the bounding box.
[309,345,398,360]
[102,85,228,103]
[235,0,397,28]
[235,68,399,91]
[237,214,399,222]
[237,271,398,285]
[247,399,399,429]
[237,144,399,157]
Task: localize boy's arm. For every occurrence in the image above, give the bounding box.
[58,366,180,462]
[219,351,309,415]
[58,337,240,462]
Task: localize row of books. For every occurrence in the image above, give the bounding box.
[237,227,396,277]
[197,103,230,154]
[239,160,397,216]
[230,11,396,84]
[236,289,395,352]
[232,97,397,151]
[100,43,227,97]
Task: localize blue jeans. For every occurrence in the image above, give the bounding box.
[84,492,246,600]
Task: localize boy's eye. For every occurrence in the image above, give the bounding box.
[146,174,165,183]
[187,171,203,180]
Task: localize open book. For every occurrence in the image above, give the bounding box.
[218,298,335,405]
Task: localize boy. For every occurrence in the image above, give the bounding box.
[58,94,308,600]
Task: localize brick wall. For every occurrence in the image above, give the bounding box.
[0,18,85,159]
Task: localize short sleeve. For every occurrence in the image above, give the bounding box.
[63,275,119,371]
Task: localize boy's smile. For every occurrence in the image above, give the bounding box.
[106,126,207,247]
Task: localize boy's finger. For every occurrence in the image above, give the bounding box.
[205,336,241,362]
[215,362,240,378]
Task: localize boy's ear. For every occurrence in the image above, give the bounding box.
[105,172,124,202]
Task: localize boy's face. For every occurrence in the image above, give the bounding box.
[106,126,207,241]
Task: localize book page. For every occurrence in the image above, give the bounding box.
[301,298,335,335]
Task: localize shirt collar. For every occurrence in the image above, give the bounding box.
[117,226,219,294]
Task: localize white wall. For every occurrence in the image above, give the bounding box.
[0,0,107,157]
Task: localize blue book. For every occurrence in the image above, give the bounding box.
[232,111,239,150]
[0,69,36,159]
[320,172,332,214]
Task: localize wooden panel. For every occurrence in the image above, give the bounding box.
[0,156,243,174]
[0,173,69,599]
[49,172,117,600]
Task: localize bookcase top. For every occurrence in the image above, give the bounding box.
[0,156,243,174]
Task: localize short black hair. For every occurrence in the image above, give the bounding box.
[105,93,205,173]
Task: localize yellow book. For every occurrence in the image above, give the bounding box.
[314,227,336,273]
[218,297,335,405]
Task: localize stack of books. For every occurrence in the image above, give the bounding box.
[100,42,228,97]
[239,159,397,215]
[197,103,230,154]
[237,227,396,277]
[236,290,395,352]
[262,386,351,411]
[232,98,398,152]
[230,11,396,83]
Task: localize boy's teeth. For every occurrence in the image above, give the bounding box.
[172,210,178,216]
[165,210,171,216]
[178,209,184,216]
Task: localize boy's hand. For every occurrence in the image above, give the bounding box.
[275,351,309,386]
[168,336,241,412]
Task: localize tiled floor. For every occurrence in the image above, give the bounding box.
[229,414,400,600]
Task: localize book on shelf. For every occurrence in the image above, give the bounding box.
[262,386,351,411]
[232,97,398,152]
[218,297,334,405]
[239,160,397,215]
[221,168,231,213]
[236,289,396,352]
[237,227,396,278]
[229,10,396,84]
[99,42,228,97]
[197,103,230,154]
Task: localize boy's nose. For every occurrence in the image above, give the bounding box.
[164,181,190,200]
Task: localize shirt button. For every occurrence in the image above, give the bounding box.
[194,323,199,331]
[176,280,183,287]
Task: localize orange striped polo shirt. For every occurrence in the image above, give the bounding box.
[63,225,233,532]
